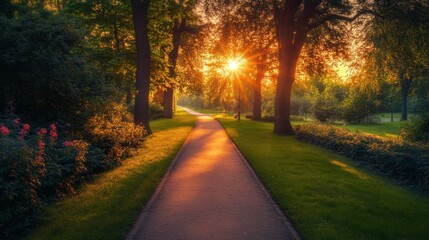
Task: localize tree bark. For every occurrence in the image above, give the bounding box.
[400,74,412,121]
[273,50,296,135]
[163,87,174,118]
[131,0,152,134]
[273,1,310,135]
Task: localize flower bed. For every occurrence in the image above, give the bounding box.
[0,107,145,238]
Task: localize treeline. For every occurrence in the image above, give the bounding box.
[181,0,429,141]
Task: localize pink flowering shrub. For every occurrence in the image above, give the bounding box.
[0,117,90,237]
[1,102,145,237]
[0,122,47,237]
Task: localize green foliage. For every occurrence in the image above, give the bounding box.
[0,117,92,239]
[65,0,136,99]
[402,114,429,143]
[290,95,311,116]
[295,123,429,191]
[1,103,145,238]
[85,103,145,164]
[342,90,380,123]
[0,9,114,122]
[0,137,43,238]
[311,86,342,122]
[149,102,164,120]
[25,109,195,240]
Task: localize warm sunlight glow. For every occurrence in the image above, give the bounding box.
[229,60,238,71]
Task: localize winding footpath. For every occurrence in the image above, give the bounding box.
[126,108,300,240]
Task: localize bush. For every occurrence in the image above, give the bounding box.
[0,136,44,237]
[261,115,275,122]
[290,115,306,121]
[342,91,380,124]
[149,102,164,120]
[0,118,90,238]
[311,90,342,122]
[401,114,429,143]
[295,123,429,191]
[291,95,311,116]
[85,102,145,163]
[0,10,113,123]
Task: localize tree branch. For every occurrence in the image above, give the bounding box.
[308,9,377,30]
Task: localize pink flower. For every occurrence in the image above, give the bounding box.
[0,125,10,136]
[63,141,74,147]
[22,124,30,131]
[39,128,47,135]
[38,139,45,149]
[50,131,58,139]
[49,124,57,142]
[19,123,30,140]
[13,118,20,125]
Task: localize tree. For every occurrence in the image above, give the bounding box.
[163,0,202,118]
[0,8,112,122]
[65,0,137,104]
[131,0,152,134]
[272,0,372,135]
[232,0,276,121]
[370,0,429,121]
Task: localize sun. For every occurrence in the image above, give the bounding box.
[229,60,238,71]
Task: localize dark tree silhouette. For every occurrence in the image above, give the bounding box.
[131,0,152,134]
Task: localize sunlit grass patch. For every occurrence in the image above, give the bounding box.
[340,121,402,138]
[215,114,429,240]
[26,109,195,240]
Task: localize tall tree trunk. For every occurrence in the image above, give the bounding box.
[164,19,185,118]
[163,88,174,118]
[253,58,266,121]
[400,74,412,121]
[131,0,152,134]
[273,69,295,134]
[273,41,300,135]
[273,2,309,136]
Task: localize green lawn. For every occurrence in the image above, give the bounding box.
[187,107,404,138]
[339,121,402,138]
[290,118,403,139]
[375,112,415,122]
[215,115,429,240]
[25,109,195,240]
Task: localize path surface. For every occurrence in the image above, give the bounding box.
[126,108,299,240]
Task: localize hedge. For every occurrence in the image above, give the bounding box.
[295,124,429,192]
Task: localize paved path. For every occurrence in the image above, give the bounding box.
[126,108,300,240]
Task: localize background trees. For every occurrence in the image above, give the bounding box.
[369,0,429,121]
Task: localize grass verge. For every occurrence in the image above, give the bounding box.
[216,115,429,240]
[25,109,195,240]
[339,121,402,138]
